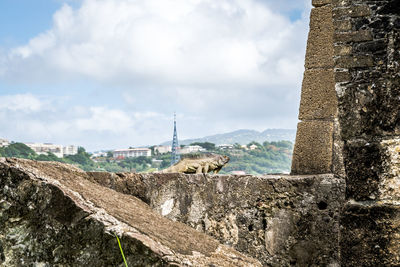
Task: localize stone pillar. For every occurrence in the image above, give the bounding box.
[291,0,338,175]
[333,0,400,265]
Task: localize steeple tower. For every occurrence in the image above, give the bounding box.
[171,113,181,165]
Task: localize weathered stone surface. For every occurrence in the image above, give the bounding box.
[88,171,344,266]
[335,55,374,68]
[340,203,400,266]
[0,158,261,266]
[334,0,400,140]
[334,44,352,56]
[334,69,351,82]
[334,29,373,43]
[332,118,346,179]
[332,0,400,263]
[312,0,331,7]
[291,121,334,175]
[336,78,400,139]
[334,19,352,31]
[333,5,371,19]
[299,69,337,120]
[305,5,334,69]
[344,138,400,201]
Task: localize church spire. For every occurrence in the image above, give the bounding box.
[171,112,181,165]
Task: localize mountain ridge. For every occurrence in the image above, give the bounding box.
[160,129,296,146]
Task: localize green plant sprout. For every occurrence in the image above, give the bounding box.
[114,233,128,267]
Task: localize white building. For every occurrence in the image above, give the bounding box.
[26,143,64,158]
[217,144,234,150]
[91,151,108,158]
[180,145,206,154]
[63,145,78,156]
[0,139,10,147]
[249,144,258,150]
[154,145,172,154]
[24,143,78,158]
[113,148,151,159]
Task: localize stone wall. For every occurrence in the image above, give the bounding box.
[292,0,400,264]
[332,0,400,265]
[87,171,344,266]
[291,0,340,175]
[0,158,261,266]
[0,158,345,266]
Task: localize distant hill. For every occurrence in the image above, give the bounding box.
[160,129,296,146]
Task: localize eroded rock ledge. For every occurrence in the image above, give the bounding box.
[89,171,345,266]
[0,158,261,266]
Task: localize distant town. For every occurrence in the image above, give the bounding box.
[0,121,295,175]
[0,137,262,160]
[0,138,78,158]
[0,136,293,175]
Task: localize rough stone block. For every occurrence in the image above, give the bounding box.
[331,0,350,7]
[340,203,400,266]
[354,39,387,54]
[334,44,352,56]
[335,55,373,68]
[334,30,373,43]
[344,139,400,201]
[333,5,372,19]
[312,0,331,7]
[299,69,337,120]
[334,70,351,82]
[305,6,334,69]
[291,121,334,175]
[337,78,400,139]
[334,19,352,31]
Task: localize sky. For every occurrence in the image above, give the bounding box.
[0,0,311,151]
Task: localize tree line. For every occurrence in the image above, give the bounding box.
[0,140,293,175]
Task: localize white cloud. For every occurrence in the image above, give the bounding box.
[0,0,311,149]
[3,0,308,88]
[0,94,42,112]
[0,94,171,149]
[75,107,133,132]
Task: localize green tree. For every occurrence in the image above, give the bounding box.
[35,152,63,162]
[65,147,92,166]
[0,143,36,159]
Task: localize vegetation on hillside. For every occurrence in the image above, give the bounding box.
[190,141,293,174]
[0,140,293,175]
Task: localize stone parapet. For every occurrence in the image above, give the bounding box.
[0,158,261,267]
[87,171,344,266]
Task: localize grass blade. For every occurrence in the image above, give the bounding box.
[114,233,128,267]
